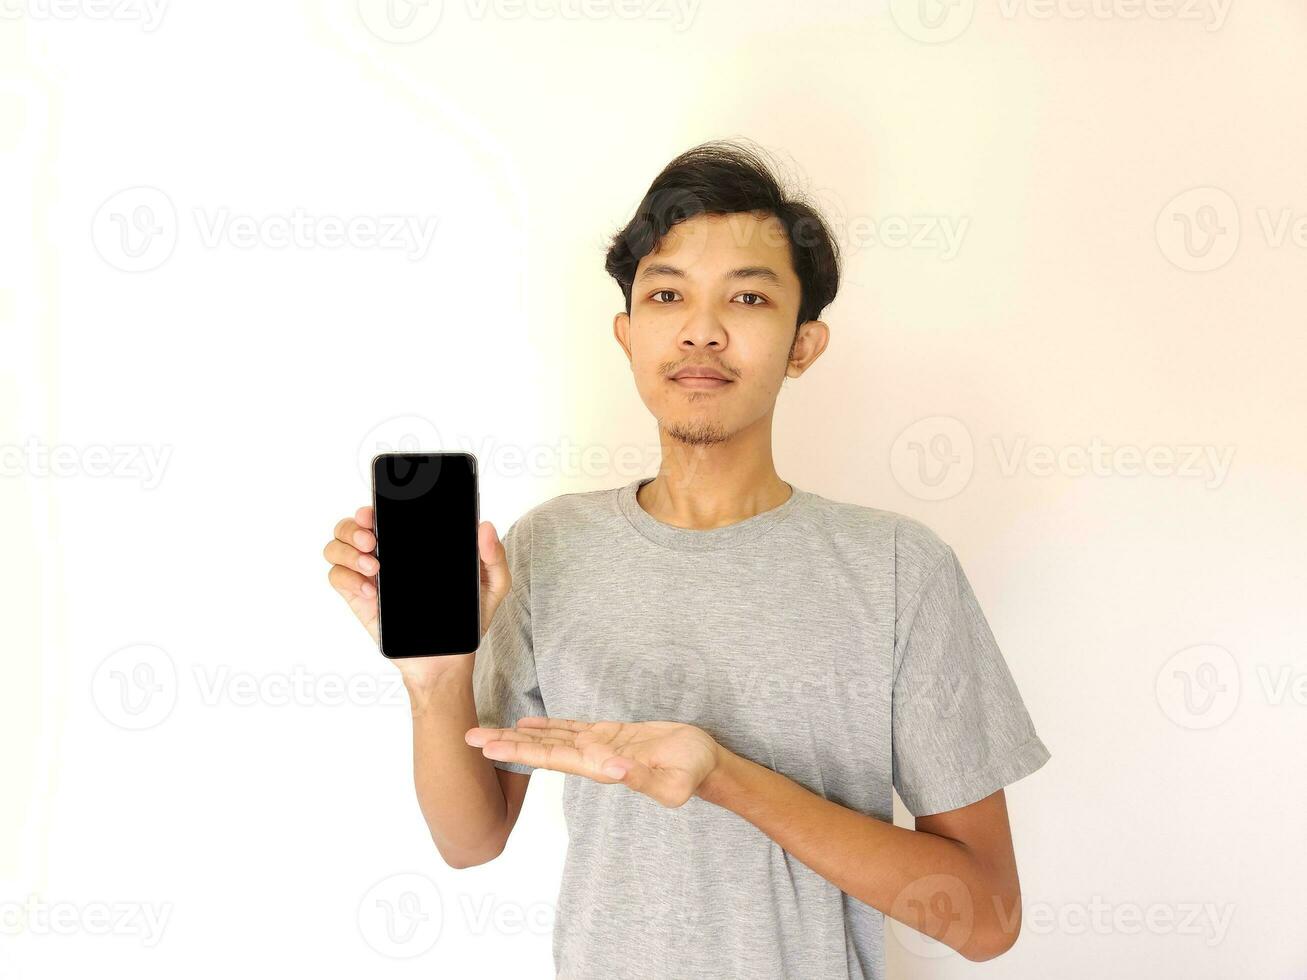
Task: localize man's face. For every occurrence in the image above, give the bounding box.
[613,210,824,448]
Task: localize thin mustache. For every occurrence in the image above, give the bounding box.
[665,362,736,379]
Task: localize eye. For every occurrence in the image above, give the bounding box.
[733,292,768,307]
[649,289,680,303]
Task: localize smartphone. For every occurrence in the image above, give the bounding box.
[370,451,480,658]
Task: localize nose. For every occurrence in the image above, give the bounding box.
[676,302,727,351]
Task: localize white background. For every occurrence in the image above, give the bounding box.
[4,1,1305,977]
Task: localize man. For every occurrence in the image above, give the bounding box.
[324,140,1051,979]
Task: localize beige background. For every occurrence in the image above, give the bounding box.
[3,0,1304,976]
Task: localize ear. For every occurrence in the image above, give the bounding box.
[786,319,830,378]
[613,311,633,364]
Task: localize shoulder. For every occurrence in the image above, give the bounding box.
[800,489,955,601]
[495,487,615,595]
[515,485,613,530]
[502,484,617,553]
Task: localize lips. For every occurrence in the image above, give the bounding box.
[673,376,731,389]
[670,365,731,382]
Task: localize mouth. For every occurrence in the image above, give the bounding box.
[669,364,733,389]
[671,376,732,389]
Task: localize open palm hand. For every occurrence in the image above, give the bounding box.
[465,716,722,808]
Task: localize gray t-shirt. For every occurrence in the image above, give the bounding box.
[472,477,1050,980]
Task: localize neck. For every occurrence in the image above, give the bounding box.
[637,412,793,530]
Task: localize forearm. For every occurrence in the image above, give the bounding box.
[696,750,1018,961]
[404,664,510,868]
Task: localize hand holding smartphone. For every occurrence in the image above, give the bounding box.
[324,450,516,672]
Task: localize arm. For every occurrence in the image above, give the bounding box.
[466,715,1024,960]
[696,748,1022,962]
[405,664,532,869]
[324,508,530,869]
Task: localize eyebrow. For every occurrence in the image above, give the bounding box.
[636,263,786,288]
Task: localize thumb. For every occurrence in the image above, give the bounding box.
[478,520,512,603]
[600,755,651,792]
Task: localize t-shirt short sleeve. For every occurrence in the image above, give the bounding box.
[892,542,1050,816]
[471,512,544,775]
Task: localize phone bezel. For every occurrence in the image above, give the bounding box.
[369,451,481,659]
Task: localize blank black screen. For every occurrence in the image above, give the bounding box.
[371,453,480,657]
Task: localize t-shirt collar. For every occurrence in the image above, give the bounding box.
[616,476,806,551]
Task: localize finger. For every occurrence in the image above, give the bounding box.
[480,737,591,776]
[323,538,378,576]
[493,731,575,748]
[355,505,374,530]
[511,726,587,743]
[334,516,375,552]
[517,716,589,732]
[466,726,575,748]
[327,563,375,598]
[464,726,515,747]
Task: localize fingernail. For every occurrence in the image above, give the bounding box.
[361,582,375,597]
[359,557,377,573]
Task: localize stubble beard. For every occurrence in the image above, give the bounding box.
[659,412,731,447]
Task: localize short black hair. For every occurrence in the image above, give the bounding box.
[604,139,841,330]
